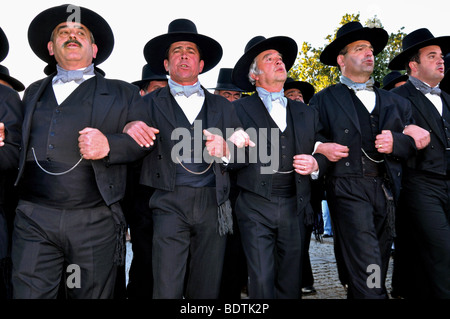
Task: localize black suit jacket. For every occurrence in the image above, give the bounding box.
[230,94,328,215]
[129,85,243,206]
[16,72,147,206]
[309,83,417,202]
[392,80,450,176]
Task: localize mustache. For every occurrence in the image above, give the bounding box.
[63,39,82,48]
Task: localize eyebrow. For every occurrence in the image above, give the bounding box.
[55,24,87,32]
[262,52,283,60]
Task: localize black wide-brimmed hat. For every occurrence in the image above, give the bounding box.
[320,21,388,66]
[382,71,408,91]
[389,28,450,70]
[28,4,114,67]
[0,64,25,92]
[232,36,298,92]
[210,68,244,92]
[283,77,315,104]
[0,27,9,63]
[132,64,168,87]
[143,18,222,75]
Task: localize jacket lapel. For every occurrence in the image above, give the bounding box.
[240,94,271,142]
[91,73,115,127]
[288,101,306,152]
[153,86,177,129]
[329,83,361,133]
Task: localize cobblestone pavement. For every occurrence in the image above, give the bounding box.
[303,235,394,299]
[125,234,394,300]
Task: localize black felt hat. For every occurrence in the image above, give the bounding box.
[0,27,9,63]
[28,4,114,67]
[0,64,25,92]
[389,28,450,70]
[232,36,298,92]
[382,71,408,91]
[132,64,168,87]
[283,77,315,104]
[143,18,222,75]
[210,68,244,92]
[320,21,388,66]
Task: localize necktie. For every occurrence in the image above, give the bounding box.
[169,78,205,97]
[340,75,375,94]
[409,76,441,96]
[53,63,95,84]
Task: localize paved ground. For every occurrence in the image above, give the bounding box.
[124,233,394,300]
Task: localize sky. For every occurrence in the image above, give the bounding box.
[1,0,449,94]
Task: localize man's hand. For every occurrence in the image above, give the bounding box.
[0,122,5,147]
[403,124,430,150]
[123,120,159,148]
[315,142,349,162]
[78,127,110,160]
[375,130,394,154]
[204,129,229,158]
[293,154,319,175]
[228,129,255,148]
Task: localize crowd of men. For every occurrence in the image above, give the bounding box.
[0,4,449,300]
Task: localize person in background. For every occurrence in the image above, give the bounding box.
[283,77,315,104]
[310,21,430,299]
[382,71,408,91]
[0,26,24,300]
[388,28,450,298]
[11,4,148,299]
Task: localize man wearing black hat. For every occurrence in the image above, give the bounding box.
[0,26,23,300]
[124,18,252,299]
[309,21,429,299]
[11,5,148,299]
[382,71,408,91]
[283,77,315,104]
[212,68,245,102]
[230,35,327,299]
[388,28,450,298]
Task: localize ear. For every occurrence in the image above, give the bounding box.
[408,60,418,73]
[164,59,169,72]
[92,43,98,59]
[198,60,204,74]
[337,55,345,69]
[47,41,54,56]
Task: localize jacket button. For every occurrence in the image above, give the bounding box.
[156,173,160,178]
[345,162,350,166]
[261,181,266,186]
[344,129,349,133]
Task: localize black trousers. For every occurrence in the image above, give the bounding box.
[11,200,118,299]
[397,173,450,298]
[236,190,303,299]
[326,176,392,299]
[150,186,227,299]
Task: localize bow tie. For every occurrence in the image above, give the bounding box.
[169,78,204,97]
[53,64,95,84]
[256,87,287,113]
[409,76,441,96]
[340,76,375,94]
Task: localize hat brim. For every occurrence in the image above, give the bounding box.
[28,5,114,66]
[388,36,450,70]
[284,81,315,104]
[232,36,298,92]
[382,74,409,91]
[132,77,168,88]
[320,27,388,66]
[0,73,25,92]
[144,33,222,75]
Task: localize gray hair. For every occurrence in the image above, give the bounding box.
[248,58,263,85]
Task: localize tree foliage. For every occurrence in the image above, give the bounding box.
[288,13,407,93]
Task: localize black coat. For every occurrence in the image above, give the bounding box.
[130,85,242,206]
[231,94,328,216]
[309,83,417,202]
[392,80,450,175]
[16,72,147,206]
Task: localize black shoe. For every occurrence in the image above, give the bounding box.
[302,286,317,295]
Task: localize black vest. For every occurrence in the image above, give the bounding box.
[436,98,450,172]
[19,79,104,208]
[172,98,215,187]
[265,104,296,197]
